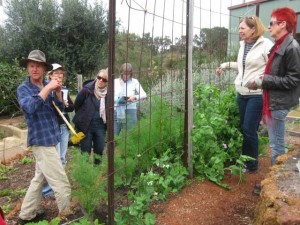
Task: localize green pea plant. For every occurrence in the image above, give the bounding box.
[192,83,256,188]
[114,149,188,225]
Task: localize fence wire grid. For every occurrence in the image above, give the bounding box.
[0,0,270,224]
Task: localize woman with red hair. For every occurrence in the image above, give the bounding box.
[248,7,300,165]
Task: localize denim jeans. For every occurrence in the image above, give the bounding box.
[114,109,138,135]
[237,94,263,170]
[80,118,106,164]
[42,124,69,196]
[266,109,289,165]
[58,124,70,167]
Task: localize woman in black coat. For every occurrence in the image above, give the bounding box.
[73,69,108,164]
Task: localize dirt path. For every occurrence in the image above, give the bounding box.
[151,154,271,225]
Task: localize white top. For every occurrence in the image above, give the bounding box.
[220,36,273,95]
[114,77,147,109]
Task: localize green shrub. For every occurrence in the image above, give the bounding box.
[0,60,26,116]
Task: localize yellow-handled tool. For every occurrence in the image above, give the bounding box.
[52,101,85,144]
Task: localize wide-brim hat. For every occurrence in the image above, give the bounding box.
[19,50,53,71]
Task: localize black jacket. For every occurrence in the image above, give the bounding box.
[72,81,107,133]
[262,34,300,110]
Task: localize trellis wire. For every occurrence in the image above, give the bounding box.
[106,0,240,224]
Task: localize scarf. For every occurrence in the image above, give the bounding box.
[94,85,107,124]
[262,33,289,125]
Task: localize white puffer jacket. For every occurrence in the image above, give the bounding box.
[220,36,273,95]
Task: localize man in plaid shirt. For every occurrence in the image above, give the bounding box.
[17,50,71,225]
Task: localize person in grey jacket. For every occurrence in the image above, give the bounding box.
[216,16,273,173]
[247,7,300,165]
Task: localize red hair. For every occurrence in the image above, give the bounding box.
[271,7,297,33]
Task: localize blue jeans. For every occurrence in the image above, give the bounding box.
[58,124,70,167]
[42,124,69,196]
[237,94,263,170]
[266,109,289,165]
[80,118,106,164]
[114,109,138,135]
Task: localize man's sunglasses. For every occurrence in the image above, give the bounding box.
[97,76,108,82]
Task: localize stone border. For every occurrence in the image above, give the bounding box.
[253,149,300,225]
[0,124,28,163]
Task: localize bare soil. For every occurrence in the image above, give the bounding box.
[1,116,300,225]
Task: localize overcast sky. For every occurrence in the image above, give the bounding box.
[116,0,246,38]
[0,0,249,36]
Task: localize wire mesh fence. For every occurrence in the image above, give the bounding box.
[104,0,242,224]
[0,0,263,224]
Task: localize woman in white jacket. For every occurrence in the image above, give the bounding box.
[114,63,147,135]
[216,16,273,173]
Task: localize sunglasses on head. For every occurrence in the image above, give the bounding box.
[97,76,108,82]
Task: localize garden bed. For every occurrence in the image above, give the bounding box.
[1,115,300,225]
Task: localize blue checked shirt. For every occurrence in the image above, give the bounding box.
[17,77,64,147]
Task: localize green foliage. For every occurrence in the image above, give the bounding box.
[26,217,103,225]
[114,156,137,187]
[151,149,188,196]
[0,61,27,115]
[259,136,269,156]
[3,0,56,61]
[21,156,34,164]
[115,149,188,225]
[115,96,184,185]
[0,188,26,198]
[114,32,165,92]
[0,165,15,180]
[226,154,255,184]
[1,0,109,79]
[115,194,156,225]
[0,189,12,197]
[192,83,243,187]
[69,148,107,217]
[193,27,228,64]
[1,205,12,214]
[70,95,186,223]
[113,96,187,224]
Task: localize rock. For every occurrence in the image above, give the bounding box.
[253,149,300,225]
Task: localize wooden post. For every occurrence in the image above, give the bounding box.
[185,0,194,178]
[77,74,82,92]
